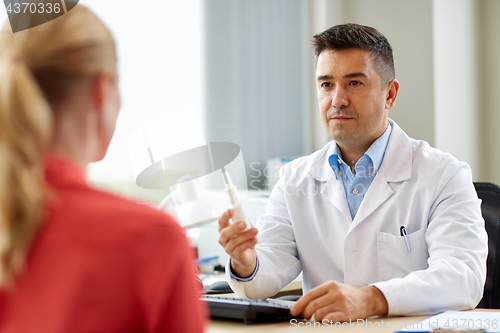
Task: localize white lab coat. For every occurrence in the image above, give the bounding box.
[227,119,488,316]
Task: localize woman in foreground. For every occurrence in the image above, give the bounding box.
[0,5,205,332]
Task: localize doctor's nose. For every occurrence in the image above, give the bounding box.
[331,87,349,109]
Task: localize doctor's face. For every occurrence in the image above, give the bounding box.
[316,48,398,151]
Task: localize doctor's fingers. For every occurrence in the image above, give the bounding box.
[322,310,355,325]
[218,209,233,232]
[311,298,354,323]
[300,292,340,320]
[218,219,255,245]
[222,229,258,254]
[229,238,258,260]
[291,281,340,317]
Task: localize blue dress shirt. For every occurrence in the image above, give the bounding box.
[328,122,392,220]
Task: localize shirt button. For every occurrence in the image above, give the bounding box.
[338,159,342,164]
[338,171,342,176]
[371,172,374,177]
[352,188,359,195]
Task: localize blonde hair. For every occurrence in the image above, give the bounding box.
[0,5,117,286]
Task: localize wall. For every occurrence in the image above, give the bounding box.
[202,0,311,189]
[433,0,480,179]
[479,0,500,184]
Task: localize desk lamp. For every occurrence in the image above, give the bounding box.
[158,175,218,228]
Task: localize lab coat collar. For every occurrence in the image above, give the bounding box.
[308,142,336,182]
[383,119,412,183]
[309,118,412,184]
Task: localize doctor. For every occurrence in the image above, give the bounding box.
[218,23,488,322]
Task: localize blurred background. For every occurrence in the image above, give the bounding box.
[2,0,499,203]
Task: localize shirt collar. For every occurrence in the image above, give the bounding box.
[44,153,88,186]
[328,122,392,179]
[364,121,392,174]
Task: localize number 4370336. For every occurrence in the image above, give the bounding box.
[5,2,62,14]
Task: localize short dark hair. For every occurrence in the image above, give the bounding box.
[312,23,395,86]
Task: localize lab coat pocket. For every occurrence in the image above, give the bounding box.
[376,228,428,281]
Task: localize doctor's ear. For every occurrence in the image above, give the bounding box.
[385,79,399,110]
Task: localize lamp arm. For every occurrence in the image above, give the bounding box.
[158,192,174,210]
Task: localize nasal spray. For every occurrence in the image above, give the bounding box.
[221,168,252,231]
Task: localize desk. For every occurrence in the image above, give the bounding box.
[207,309,500,332]
[207,313,429,332]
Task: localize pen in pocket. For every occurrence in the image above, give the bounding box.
[400,226,411,253]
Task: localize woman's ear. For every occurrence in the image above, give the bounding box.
[90,72,118,112]
[89,72,121,161]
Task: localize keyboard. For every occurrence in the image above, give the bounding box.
[201,295,301,324]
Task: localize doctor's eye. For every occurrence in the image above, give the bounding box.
[320,82,332,88]
[349,81,362,86]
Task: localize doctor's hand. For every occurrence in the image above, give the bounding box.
[218,209,258,278]
[290,280,388,322]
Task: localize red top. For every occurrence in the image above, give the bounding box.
[0,154,206,332]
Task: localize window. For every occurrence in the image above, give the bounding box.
[79,0,204,202]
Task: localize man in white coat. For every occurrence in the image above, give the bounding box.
[218,23,488,322]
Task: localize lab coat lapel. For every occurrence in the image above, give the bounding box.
[309,142,352,222]
[350,167,393,228]
[350,119,413,229]
[321,176,352,223]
